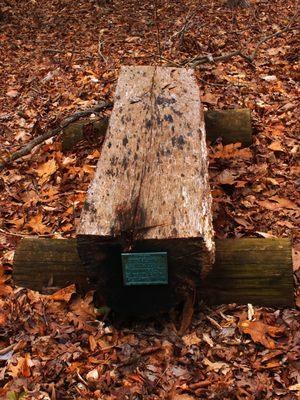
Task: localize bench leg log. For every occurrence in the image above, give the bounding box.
[13,238,294,312]
[61,108,252,152]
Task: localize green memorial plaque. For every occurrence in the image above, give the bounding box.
[122,252,168,286]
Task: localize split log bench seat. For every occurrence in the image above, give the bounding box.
[76,66,215,315]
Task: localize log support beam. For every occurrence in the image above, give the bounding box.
[61,108,252,152]
[13,238,294,312]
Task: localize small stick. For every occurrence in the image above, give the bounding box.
[98,40,107,63]
[0,101,112,171]
[43,48,97,60]
[154,0,162,62]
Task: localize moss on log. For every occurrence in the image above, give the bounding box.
[13,238,294,311]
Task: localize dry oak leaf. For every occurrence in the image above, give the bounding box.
[6,89,19,98]
[49,284,76,302]
[238,320,285,349]
[216,169,236,185]
[36,158,58,185]
[268,141,284,152]
[182,332,201,346]
[0,267,13,296]
[289,383,300,392]
[0,312,7,325]
[7,354,32,378]
[212,143,252,160]
[257,196,298,211]
[270,196,298,210]
[203,358,230,374]
[69,291,97,320]
[26,214,50,234]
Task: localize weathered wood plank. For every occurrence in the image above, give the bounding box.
[76,66,215,314]
[13,238,294,309]
[78,66,214,250]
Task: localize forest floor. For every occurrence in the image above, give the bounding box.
[0,0,299,398]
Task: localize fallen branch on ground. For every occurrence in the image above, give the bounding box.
[43,48,98,60]
[0,101,112,171]
[181,24,299,67]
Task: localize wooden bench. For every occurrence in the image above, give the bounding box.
[12,66,294,317]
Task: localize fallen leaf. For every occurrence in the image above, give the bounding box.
[182,332,201,346]
[212,143,252,160]
[202,333,214,347]
[261,75,277,82]
[270,196,298,210]
[238,319,285,349]
[201,92,219,105]
[86,368,99,382]
[247,304,255,321]
[265,177,280,186]
[268,141,284,152]
[256,231,277,238]
[36,159,58,185]
[0,267,12,296]
[26,214,50,234]
[257,200,279,211]
[49,284,76,302]
[69,291,97,320]
[173,395,196,400]
[22,353,32,378]
[89,335,97,351]
[276,220,294,228]
[288,383,300,392]
[216,169,236,185]
[203,358,230,374]
[6,89,19,98]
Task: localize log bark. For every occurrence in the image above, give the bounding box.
[61,109,252,151]
[204,108,252,146]
[13,238,294,309]
[77,66,215,315]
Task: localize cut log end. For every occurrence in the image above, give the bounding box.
[204,108,252,146]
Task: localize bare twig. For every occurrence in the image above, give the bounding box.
[247,24,300,62]
[198,77,247,87]
[181,24,299,67]
[153,0,162,62]
[171,9,196,47]
[0,228,53,238]
[0,101,112,171]
[98,40,107,63]
[184,50,242,67]
[43,48,97,60]
[44,48,82,55]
